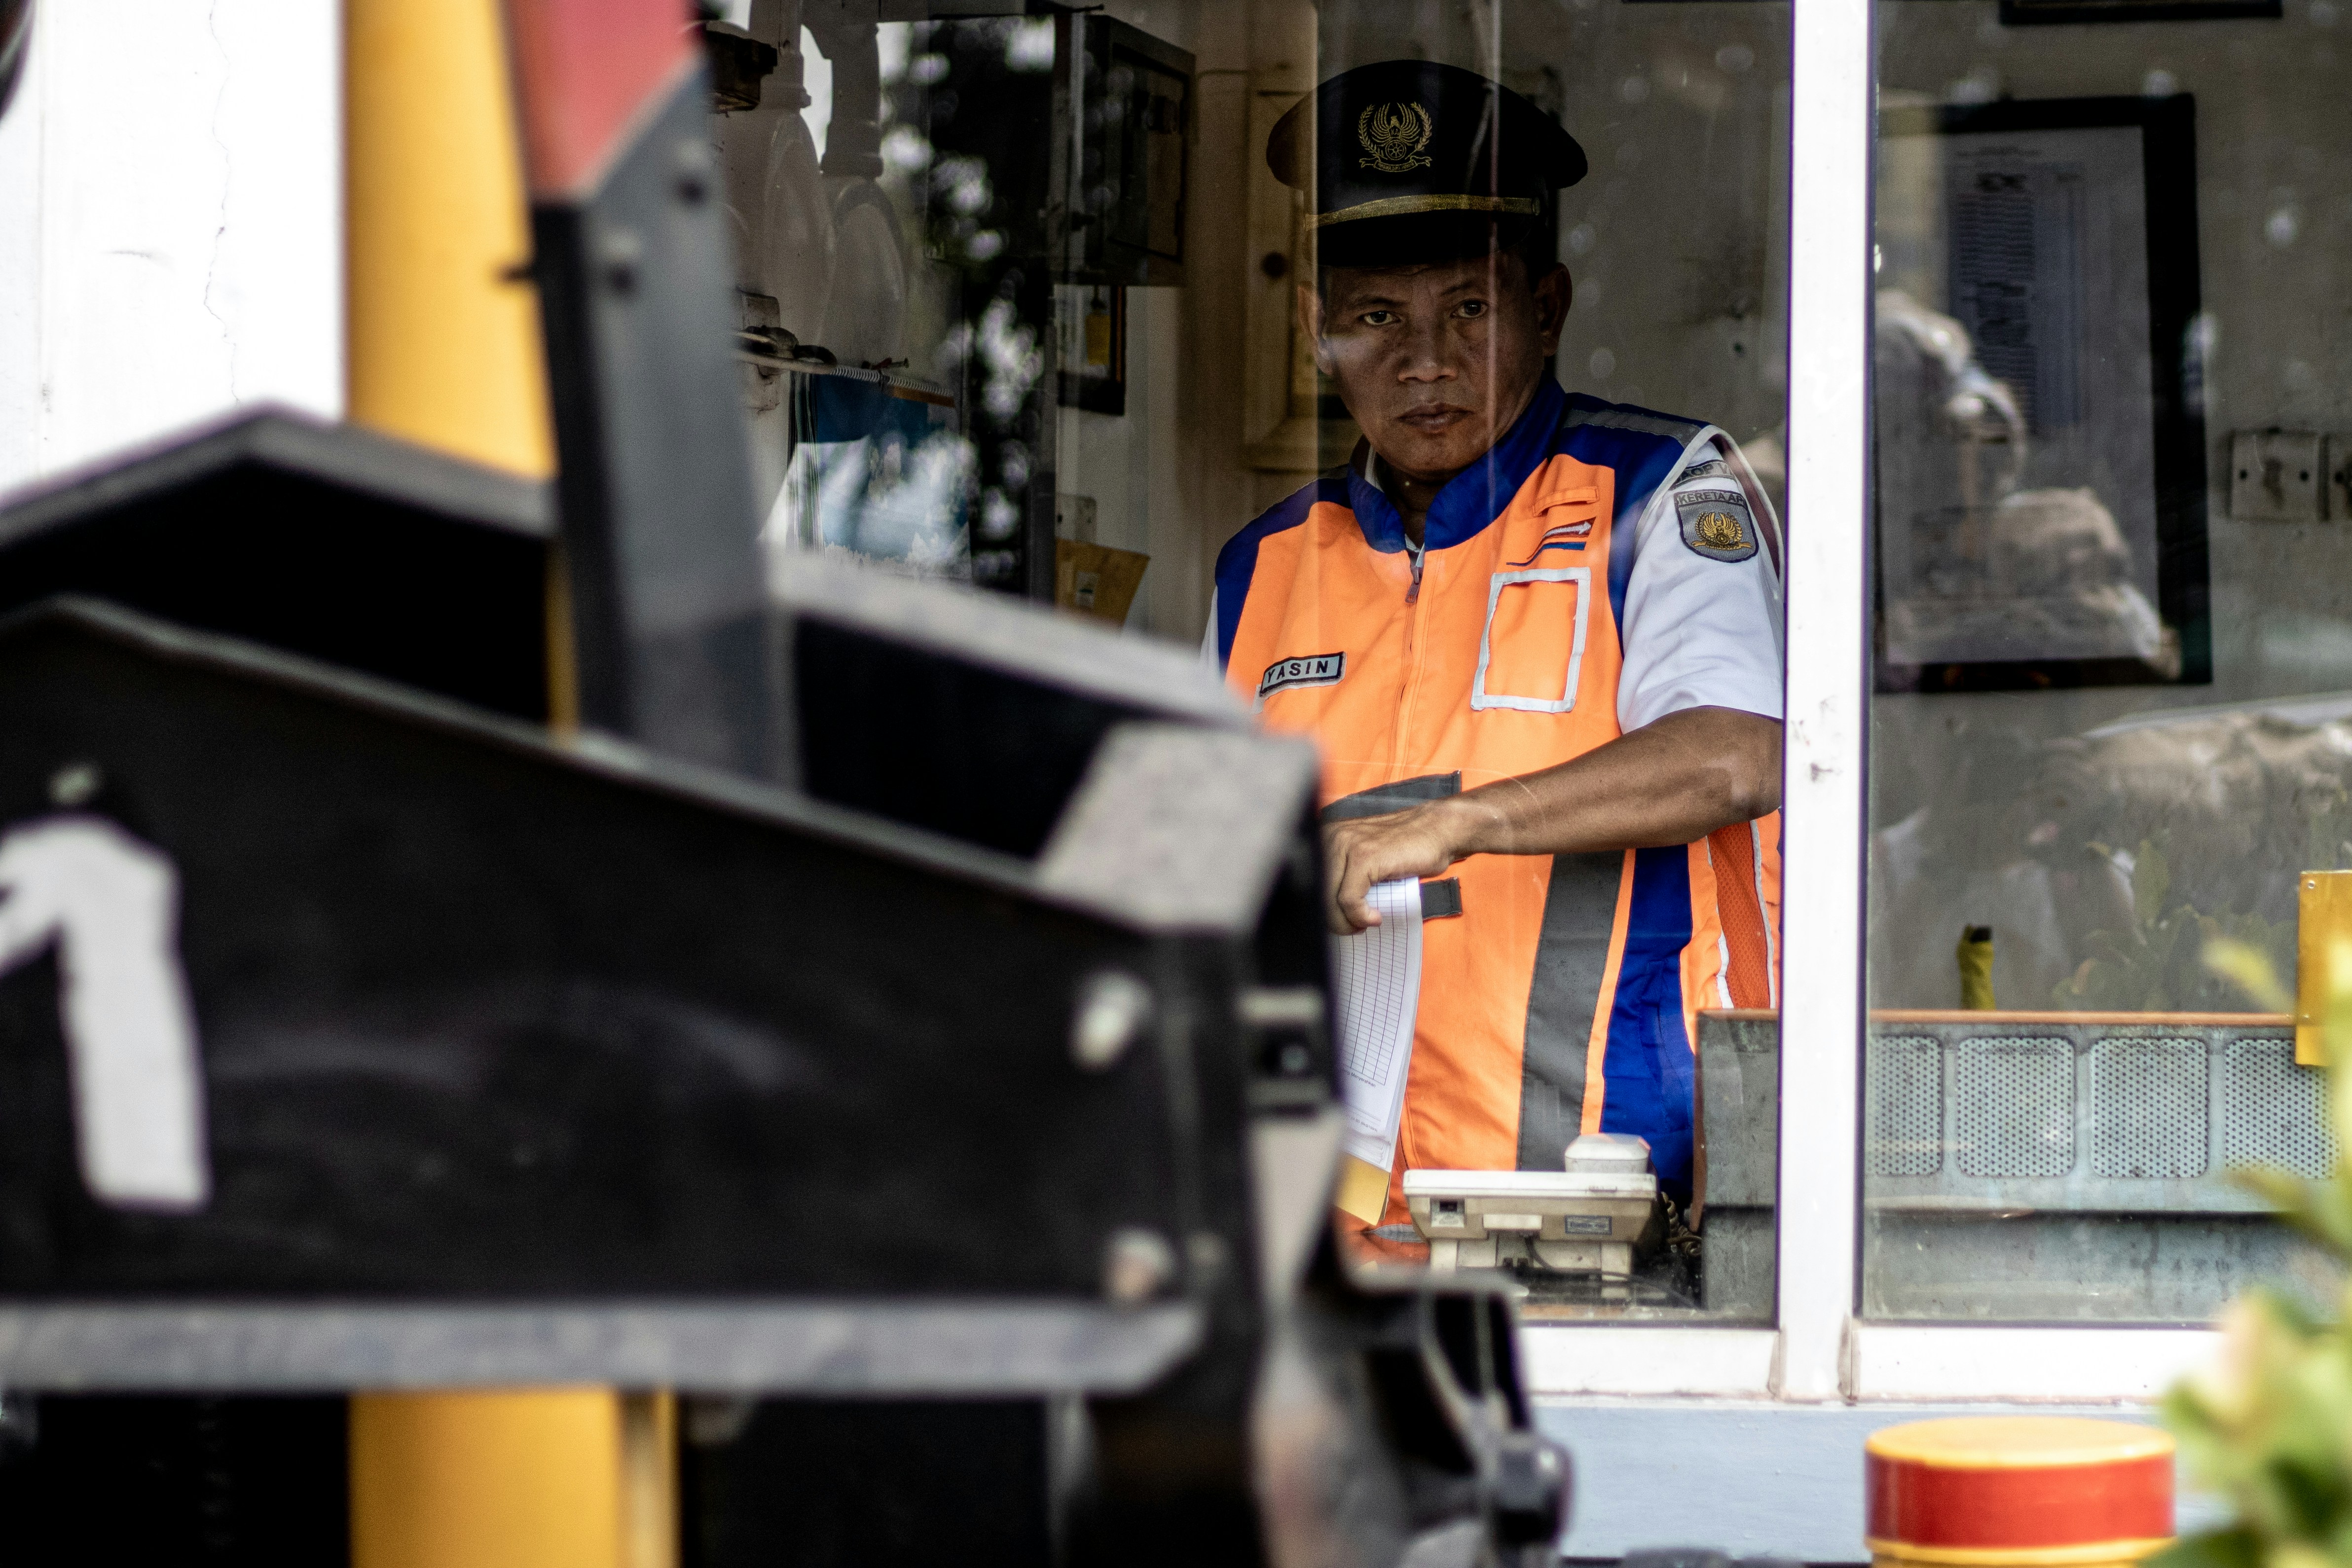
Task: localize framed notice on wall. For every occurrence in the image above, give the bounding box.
[1873,96,2210,693]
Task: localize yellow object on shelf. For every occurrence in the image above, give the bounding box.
[1957,925,1995,1011]
[2295,870,2352,1065]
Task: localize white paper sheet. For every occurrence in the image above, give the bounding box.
[1331,877,1424,1174]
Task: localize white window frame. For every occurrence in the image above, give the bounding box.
[1515,0,2221,1406]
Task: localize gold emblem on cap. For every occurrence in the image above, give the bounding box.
[1695,511,1746,549]
[1358,102,1434,174]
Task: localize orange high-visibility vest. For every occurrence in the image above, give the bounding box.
[1213,379,1780,1222]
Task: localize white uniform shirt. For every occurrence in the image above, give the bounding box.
[1616,430,1785,731]
[1204,429,1786,734]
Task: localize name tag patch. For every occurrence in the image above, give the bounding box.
[1675,487,1759,562]
[1257,652,1344,706]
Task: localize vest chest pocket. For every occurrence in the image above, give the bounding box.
[1471,567,1591,714]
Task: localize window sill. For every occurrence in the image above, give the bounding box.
[1848,1322,2219,1402]
[1521,1325,1778,1398]
[1518,1320,2221,1403]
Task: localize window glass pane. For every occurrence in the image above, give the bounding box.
[1865,0,2347,1320]
[717,0,1790,1323]
[1298,2,1792,1322]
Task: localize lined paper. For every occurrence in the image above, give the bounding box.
[1332,877,1424,1174]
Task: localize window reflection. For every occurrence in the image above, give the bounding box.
[1298,2,1792,1322]
[714,10,1088,594]
[1865,0,2350,1321]
[712,0,1795,1323]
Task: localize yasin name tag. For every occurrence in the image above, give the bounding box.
[1257,652,1344,707]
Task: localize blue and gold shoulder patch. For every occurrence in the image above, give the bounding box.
[1674,473,1758,563]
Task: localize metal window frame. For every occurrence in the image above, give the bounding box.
[1514,0,2222,1407]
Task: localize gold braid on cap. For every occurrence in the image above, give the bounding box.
[1310,194,1542,228]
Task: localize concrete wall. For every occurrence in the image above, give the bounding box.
[0,0,342,498]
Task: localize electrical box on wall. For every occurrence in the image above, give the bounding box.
[1053,491,1098,543]
[2229,430,2348,521]
[1068,17,1191,288]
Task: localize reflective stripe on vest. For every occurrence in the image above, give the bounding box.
[1214,383,1781,1214]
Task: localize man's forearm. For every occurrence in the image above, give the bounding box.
[1438,705,1782,857]
[1319,706,1782,931]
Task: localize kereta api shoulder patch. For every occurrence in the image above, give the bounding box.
[1674,475,1759,563]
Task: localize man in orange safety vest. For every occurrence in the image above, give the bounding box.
[1208,61,1785,1252]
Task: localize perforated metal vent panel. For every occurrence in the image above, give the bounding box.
[1956,1037,2074,1178]
[2221,1037,2337,1179]
[2090,1037,2206,1180]
[1869,1035,1942,1176]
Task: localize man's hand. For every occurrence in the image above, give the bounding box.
[1324,801,1467,933]
[1319,707,1781,937]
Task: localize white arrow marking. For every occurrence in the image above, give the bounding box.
[0,816,209,1211]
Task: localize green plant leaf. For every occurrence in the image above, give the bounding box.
[2208,937,2296,1015]
[2147,1528,2263,1568]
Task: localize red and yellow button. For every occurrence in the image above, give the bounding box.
[1866,1418,2174,1568]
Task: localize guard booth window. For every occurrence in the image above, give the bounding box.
[708,1,1197,623]
[706,0,1793,1322]
[1864,0,2351,1320]
[1296,2,1791,1324]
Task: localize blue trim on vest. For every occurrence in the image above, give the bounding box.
[1597,844,1696,1187]
[1341,379,1572,555]
[1213,473,1350,670]
[1347,464,1405,554]
[1214,391,1709,670]
[1553,395,1701,633]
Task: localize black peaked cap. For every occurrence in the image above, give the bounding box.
[1267,60,1586,269]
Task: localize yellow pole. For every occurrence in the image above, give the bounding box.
[343,0,653,1563]
[345,0,552,477]
[348,1390,672,1568]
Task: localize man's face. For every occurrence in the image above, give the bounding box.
[1302,250,1572,485]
